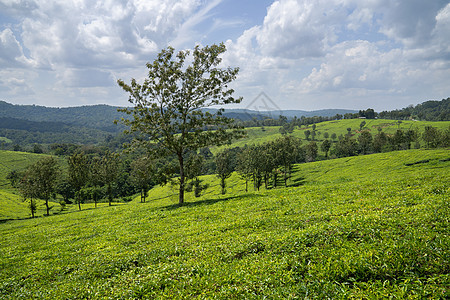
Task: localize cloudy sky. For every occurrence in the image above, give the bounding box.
[0,0,449,111]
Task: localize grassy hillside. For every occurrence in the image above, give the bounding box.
[0,151,69,220]
[213,119,449,154]
[0,151,54,191]
[0,149,448,298]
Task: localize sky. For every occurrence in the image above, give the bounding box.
[0,0,449,111]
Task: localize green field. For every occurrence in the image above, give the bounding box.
[1,148,448,298]
[213,119,449,154]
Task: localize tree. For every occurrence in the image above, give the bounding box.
[335,136,358,157]
[304,130,311,140]
[131,157,153,203]
[359,121,366,131]
[305,141,318,162]
[56,176,75,204]
[323,132,329,139]
[237,147,253,192]
[320,139,332,158]
[26,157,60,216]
[185,153,207,197]
[117,44,245,204]
[68,152,90,211]
[18,171,38,218]
[391,129,407,150]
[32,144,44,154]
[99,151,120,206]
[373,131,388,153]
[215,149,234,194]
[358,130,373,154]
[273,136,301,186]
[331,133,337,141]
[422,126,440,148]
[6,170,22,188]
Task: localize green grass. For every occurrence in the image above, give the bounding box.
[0,151,54,192]
[212,119,449,154]
[1,149,448,298]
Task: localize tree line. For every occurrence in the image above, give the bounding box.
[6,123,449,218]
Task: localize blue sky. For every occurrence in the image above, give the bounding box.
[0,0,449,111]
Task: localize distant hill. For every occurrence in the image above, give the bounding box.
[206,108,357,120]
[0,100,356,125]
[0,101,125,133]
[0,98,446,147]
[0,100,357,146]
[379,98,449,121]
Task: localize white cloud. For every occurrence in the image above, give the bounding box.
[0,28,32,67]
[256,0,346,59]
[299,40,405,93]
[0,0,448,110]
[377,0,448,48]
[58,68,115,88]
[220,0,450,110]
[0,70,35,96]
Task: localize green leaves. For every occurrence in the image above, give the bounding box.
[117,44,246,203]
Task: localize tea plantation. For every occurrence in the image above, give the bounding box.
[0,148,448,298]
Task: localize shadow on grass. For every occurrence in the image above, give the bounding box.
[289,176,307,187]
[160,193,265,211]
[0,202,127,223]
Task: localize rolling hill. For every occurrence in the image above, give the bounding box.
[0,148,448,298]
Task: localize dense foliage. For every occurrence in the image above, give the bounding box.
[379,98,449,121]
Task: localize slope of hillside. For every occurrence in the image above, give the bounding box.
[0,149,448,298]
[212,119,449,154]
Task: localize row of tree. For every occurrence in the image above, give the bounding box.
[7,124,448,218]
[214,125,450,194]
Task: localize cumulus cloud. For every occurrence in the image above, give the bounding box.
[377,0,448,48]
[220,0,450,110]
[299,40,406,93]
[17,0,201,69]
[0,0,448,109]
[256,0,345,59]
[0,73,35,96]
[0,28,32,67]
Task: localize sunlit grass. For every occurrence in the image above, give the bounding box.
[1,149,448,298]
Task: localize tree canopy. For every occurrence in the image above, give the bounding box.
[117,43,245,204]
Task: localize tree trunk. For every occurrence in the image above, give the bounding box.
[107,184,112,206]
[284,167,288,187]
[273,172,278,188]
[221,177,226,194]
[264,173,268,189]
[45,199,49,216]
[178,154,185,204]
[30,198,35,218]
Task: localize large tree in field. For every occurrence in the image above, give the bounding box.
[117,43,245,204]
